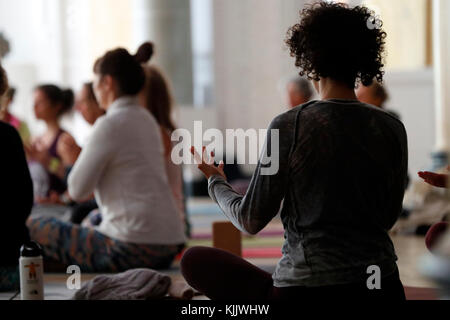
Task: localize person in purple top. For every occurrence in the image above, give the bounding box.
[27,85,74,197]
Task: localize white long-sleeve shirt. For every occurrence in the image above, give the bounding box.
[68,96,186,245]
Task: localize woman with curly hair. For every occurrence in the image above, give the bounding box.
[181,2,407,300]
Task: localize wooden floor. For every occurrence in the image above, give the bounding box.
[393,234,436,289]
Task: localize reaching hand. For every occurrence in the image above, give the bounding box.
[418,169,448,189]
[190,146,227,181]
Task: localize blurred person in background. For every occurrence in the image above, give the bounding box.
[286,76,314,109]
[356,81,400,119]
[0,87,31,146]
[28,85,74,198]
[37,82,106,224]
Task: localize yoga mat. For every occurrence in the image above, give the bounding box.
[404,287,438,300]
[242,248,283,259]
[187,237,284,249]
[178,235,285,260]
[191,229,284,240]
[176,247,283,261]
[186,202,223,217]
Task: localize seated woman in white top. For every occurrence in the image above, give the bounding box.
[27,43,186,272]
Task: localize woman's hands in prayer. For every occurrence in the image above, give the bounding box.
[25,143,51,168]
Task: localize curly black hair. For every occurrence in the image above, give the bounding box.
[286,2,387,88]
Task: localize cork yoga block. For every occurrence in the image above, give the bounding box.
[212,221,242,257]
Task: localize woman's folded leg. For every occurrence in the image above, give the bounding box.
[27,216,118,272]
[27,216,182,273]
[181,246,274,300]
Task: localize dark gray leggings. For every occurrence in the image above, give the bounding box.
[181,246,406,301]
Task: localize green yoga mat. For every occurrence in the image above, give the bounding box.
[187,236,284,248]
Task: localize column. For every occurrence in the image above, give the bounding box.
[432,0,450,169]
[132,0,194,105]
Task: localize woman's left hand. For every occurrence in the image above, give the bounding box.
[190,146,227,181]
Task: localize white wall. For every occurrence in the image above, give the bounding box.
[212,0,305,133]
[0,0,67,136]
[175,105,218,181]
[0,0,438,179]
[385,69,435,176]
[0,0,133,143]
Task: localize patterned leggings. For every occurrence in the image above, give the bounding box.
[27,217,184,273]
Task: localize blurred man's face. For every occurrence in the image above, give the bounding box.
[287,83,308,109]
[356,86,382,108]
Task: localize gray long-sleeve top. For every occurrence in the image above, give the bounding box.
[208,99,408,287]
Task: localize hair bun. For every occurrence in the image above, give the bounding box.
[134,42,154,64]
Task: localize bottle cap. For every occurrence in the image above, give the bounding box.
[20,241,43,258]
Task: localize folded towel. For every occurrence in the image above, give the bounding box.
[73,269,171,300]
